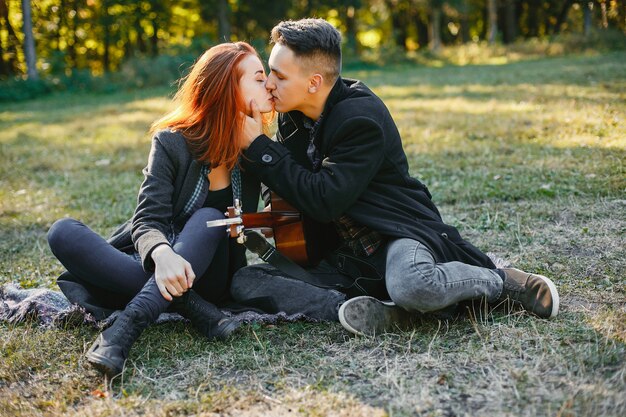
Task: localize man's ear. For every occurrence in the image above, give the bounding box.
[308,73,324,93]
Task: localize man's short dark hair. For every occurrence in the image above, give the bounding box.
[271,18,342,83]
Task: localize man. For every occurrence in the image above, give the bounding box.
[234,18,559,336]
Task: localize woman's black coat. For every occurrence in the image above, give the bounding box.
[57,130,260,318]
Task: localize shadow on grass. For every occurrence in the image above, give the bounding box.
[0,86,174,129]
[350,51,626,89]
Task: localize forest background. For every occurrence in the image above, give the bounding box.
[2,0,626,102]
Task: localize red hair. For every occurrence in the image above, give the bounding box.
[150,42,266,170]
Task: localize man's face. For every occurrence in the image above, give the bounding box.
[266,43,311,114]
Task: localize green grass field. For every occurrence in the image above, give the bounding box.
[1,50,625,417]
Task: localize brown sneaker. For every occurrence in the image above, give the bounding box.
[338,296,416,336]
[499,268,559,318]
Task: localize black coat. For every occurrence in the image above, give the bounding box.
[242,77,495,269]
[108,130,260,274]
[57,130,260,319]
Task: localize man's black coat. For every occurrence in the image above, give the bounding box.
[243,77,495,269]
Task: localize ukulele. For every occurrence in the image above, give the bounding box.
[206,191,323,267]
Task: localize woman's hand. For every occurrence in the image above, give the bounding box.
[151,244,196,301]
[240,99,263,150]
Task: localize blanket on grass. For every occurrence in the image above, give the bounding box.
[0,283,316,329]
[1,253,510,328]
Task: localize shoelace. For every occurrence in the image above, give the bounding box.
[110,311,148,348]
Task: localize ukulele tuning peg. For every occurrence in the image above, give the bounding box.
[233,199,242,216]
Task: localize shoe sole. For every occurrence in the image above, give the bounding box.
[86,350,124,378]
[507,268,560,319]
[338,296,404,337]
[534,273,560,318]
[215,319,241,340]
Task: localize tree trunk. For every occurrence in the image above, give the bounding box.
[600,0,608,28]
[479,3,488,39]
[487,0,498,44]
[503,0,517,43]
[460,0,470,43]
[415,12,429,49]
[386,0,409,50]
[515,0,524,37]
[21,0,38,80]
[429,5,441,51]
[344,5,359,56]
[0,0,6,76]
[584,1,593,36]
[217,0,231,41]
[135,14,147,54]
[103,3,111,72]
[393,16,408,50]
[151,20,158,56]
[68,0,79,68]
[553,0,573,34]
[0,28,6,76]
[57,0,64,51]
[0,0,20,74]
[527,0,540,37]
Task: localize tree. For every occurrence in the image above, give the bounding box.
[231,1,289,44]
[552,0,574,34]
[0,0,19,76]
[101,0,112,72]
[526,0,541,37]
[459,0,471,43]
[385,0,411,50]
[487,0,498,43]
[21,0,37,79]
[198,0,231,42]
[429,0,443,51]
[217,0,231,41]
[503,0,517,43]
[583,1,593,36]
[337,0,362,56]
[599,0,608,29]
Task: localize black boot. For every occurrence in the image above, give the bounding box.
[171,290,240,340]
[86,307,152,377]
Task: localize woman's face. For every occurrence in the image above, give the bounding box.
[239,54,274,115]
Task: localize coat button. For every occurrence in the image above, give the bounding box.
[441,233,448,239]
[261,154,273,163]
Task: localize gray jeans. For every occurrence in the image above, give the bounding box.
[385,238,503,313]
[231,238,503,320]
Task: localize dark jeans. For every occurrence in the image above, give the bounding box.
[231,262,348,321]
[47,208,229,317]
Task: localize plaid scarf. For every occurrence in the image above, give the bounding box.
[183,163,242,217]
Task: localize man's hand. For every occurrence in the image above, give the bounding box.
[151,244,196,301]
[241,99,263,150]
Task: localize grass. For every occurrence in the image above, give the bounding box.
[1,49,625,416]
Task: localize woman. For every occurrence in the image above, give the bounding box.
[47,42,272,377]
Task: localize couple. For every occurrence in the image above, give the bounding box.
[47,18,559,378]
